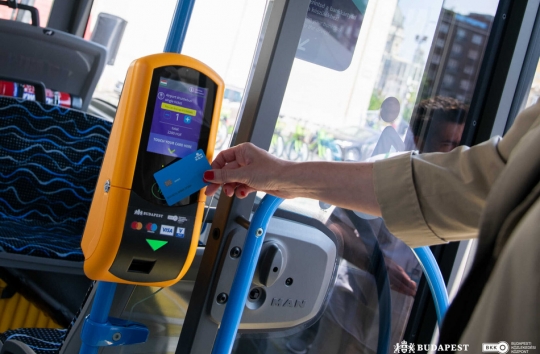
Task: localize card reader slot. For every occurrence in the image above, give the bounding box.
[128,258,156,274]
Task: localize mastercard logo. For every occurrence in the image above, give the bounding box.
[131,221,143,230]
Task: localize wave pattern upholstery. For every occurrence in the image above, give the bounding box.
[0,97,112,261]
[0,328,66,354]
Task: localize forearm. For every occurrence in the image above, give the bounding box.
[205,143,380,216]
[279,160,381,216]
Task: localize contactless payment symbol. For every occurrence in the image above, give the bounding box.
[184,115,192,124]
[151,183,166,200]
[176,227,185,238]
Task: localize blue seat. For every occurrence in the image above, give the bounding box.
[0,327,67,354]
[0,97,113,354]
[0,96,111,265]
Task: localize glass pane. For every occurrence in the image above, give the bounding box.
[89,0,266,148]
[105,282,194,354]
[523,60,540,108]
[88,0,177,105]
[0,0,54,25]
[238,0,500,352]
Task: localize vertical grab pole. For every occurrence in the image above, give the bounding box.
[164,0,197,53]
[79,281,118,354]
[412,246,449,327]
[212,195,284,354]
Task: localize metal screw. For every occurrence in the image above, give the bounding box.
[285,278,293,286]
[217,292,228,304]
[104,179,110,193]
[112,332,121,341]
[256,228,264,237]
[249,288,261,300]
[230,246,242,259]
[502,13,506,20]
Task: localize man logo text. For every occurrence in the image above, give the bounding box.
[271,298,305,308]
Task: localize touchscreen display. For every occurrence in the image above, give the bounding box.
[146,78,208,158]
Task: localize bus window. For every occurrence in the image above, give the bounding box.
[246,0,501,353]
[89,0,265,147]
[524,60,540,108]
[0,0,54,25]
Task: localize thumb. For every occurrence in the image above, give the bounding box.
[203,167,246,185]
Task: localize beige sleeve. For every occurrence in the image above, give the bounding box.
[373,101,540,248]
[373,140,504,247]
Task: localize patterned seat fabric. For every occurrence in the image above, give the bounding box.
[0,97,112,261]
[0,280,96,353]
[0,328,66,354]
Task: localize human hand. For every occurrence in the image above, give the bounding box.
[204,143,293,199]
[385,258,417,297]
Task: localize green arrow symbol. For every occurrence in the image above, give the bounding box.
[146,239,168,251]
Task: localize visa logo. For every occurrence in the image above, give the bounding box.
[160,225,175,236]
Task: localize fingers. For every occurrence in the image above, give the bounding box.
[211,143,252,169]
[204,161,242,196]
[211,148,239,169]
[388,264,417,296]
[204,182,257,198]
[204,183,221,196]
[235,185,256,198]
[204,142,278,197]
[222,182,239,197]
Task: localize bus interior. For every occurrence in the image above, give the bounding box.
[0,0,539,353]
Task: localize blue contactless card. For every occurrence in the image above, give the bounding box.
[154,149,211,206]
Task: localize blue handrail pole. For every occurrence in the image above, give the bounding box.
[164,0,197,53]
[79,281,118,354]
[212,195,284,354]
[412,246,450,327]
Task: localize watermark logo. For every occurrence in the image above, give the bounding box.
[492,342,538,354]
[483,342,509,354]
[394,340,469,353]
[394,341,415,353]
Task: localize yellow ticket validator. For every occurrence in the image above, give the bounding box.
[82,53,224,287]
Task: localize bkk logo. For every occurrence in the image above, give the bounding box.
[394,340,470,353]
[483,341,536,354]
[482,342,509,354]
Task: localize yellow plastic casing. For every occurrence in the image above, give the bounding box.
[82,53,224,287]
